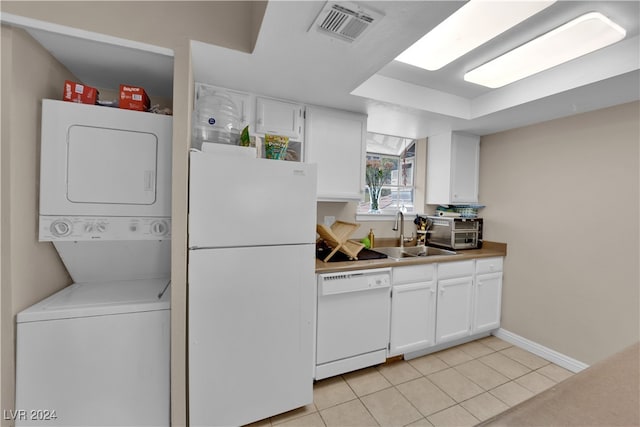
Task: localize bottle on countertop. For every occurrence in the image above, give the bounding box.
[368,228,375,248]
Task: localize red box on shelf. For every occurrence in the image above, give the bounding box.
[62,80,98,104]
[119,84,150,111]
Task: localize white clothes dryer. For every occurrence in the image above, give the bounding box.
[39,99,172,219]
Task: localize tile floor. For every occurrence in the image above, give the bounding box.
[247,336,575,427]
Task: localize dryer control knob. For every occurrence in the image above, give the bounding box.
[96,222,107,232]
[50,219,72,237]
[151,220,169,236]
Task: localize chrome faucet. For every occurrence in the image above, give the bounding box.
[392,210,405,248]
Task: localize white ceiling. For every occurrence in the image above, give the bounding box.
[3,1,639,139]
[191,0,640,138]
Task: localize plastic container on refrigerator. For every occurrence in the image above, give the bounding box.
[191,91,241,149]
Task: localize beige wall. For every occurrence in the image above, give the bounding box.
[479,101,640,365]
[1,1,265,54]
[0,25,75,426]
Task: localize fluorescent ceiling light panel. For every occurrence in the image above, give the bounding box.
[464,12,627,88]
[395,0,556,71]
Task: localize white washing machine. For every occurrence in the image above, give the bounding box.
[15,279,170,427]
[15,100,172,426]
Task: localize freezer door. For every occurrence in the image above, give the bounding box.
[188,245,314,426]
[189,151,317,247]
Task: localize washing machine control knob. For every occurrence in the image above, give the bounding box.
[96,222,107,233]
[50,219,72,237]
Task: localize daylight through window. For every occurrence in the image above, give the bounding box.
[358,133,416,215]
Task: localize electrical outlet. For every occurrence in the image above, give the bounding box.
[323,216,335,227]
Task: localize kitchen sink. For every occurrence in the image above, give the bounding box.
[371,247,414,259]
[372,246,457,260]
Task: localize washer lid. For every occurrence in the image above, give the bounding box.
[17,278,171,323]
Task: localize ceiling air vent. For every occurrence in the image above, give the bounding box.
[310,1,383,43]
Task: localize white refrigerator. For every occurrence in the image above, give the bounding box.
[188,150,317,426]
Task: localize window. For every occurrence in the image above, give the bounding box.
[358,133,416,216]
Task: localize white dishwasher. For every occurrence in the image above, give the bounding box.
[315,268,391,380]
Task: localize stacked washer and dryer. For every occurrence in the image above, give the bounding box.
[15,100,172,426]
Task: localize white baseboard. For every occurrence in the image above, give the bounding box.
[404,332,492,361]
[493,328,589,373]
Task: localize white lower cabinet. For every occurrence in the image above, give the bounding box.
[472,257,503,334]
[473,273,502,333]
[436,276,473,343]
[435,260,474,345]
[389,264,436,357]
[387,257,503,358]
[389,281,437,356]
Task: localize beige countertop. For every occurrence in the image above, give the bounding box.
[315,241,507,274]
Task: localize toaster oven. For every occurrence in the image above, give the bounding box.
[425,216,483,250]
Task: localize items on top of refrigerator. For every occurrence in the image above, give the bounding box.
[191,90,241,150]
[264,134,289,160]
[239,126,251,146]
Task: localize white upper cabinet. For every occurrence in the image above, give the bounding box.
[426,131,480,205]
[255,97,305,141]
[305,105,366,201]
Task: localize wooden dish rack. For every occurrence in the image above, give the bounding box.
[316,220,364,262]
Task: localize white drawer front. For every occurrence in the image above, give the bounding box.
[437,260,474,280]
[393,264,435,284]
[476,257,504,274]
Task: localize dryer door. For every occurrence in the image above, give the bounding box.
[39,99,172,217]
[67,125,157,205]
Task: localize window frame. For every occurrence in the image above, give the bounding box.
[356,141,417,220]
